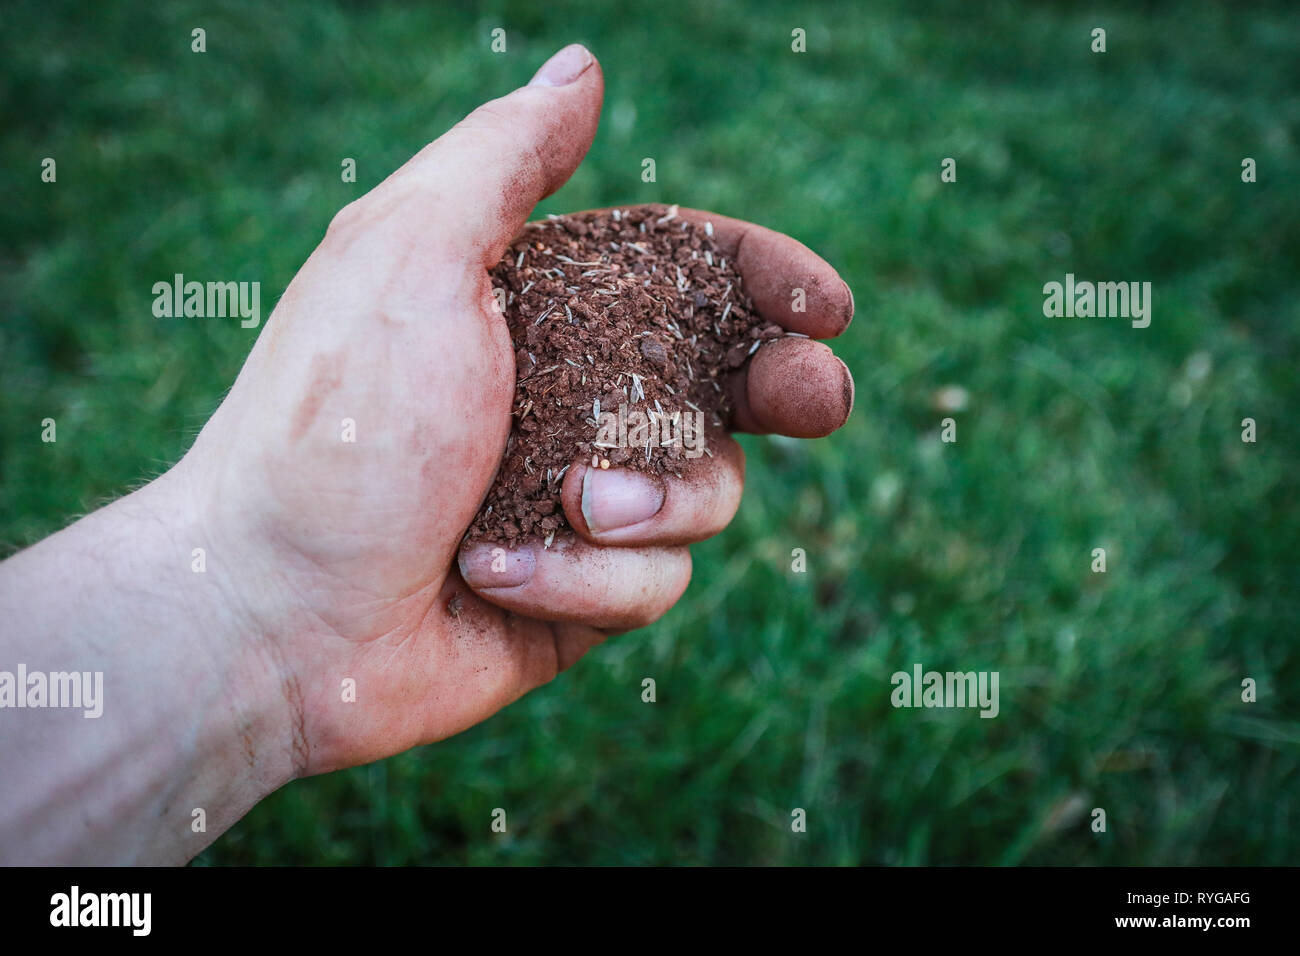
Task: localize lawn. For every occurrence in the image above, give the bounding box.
[2,0,1297,864]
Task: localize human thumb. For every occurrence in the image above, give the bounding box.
[390,43,604,268]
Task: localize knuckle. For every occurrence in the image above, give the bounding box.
[613,551,691,630]
[325,198,365,239]
[455,104,550,195]
[688,458,742,537]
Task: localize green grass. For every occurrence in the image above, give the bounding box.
[2,0,1298,865]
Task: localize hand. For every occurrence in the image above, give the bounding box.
[0,43,854,863]
[176,43,856,781]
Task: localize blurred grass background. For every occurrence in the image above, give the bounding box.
[3,0,1298,864]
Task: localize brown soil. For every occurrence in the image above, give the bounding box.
[465,204,776,547]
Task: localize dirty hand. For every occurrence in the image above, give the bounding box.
[180,43,856,780]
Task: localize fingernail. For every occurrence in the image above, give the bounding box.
[458,544,535,589]
[528,43,593,88]
[581,467,665,533]
[837,356,855,426]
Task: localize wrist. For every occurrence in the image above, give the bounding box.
[116,464,304,860]
[152,456,307,774]
[0,461,303,862]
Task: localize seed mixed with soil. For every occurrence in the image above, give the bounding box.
[465,204,780,548]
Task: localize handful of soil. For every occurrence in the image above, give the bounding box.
[466,204,782,548]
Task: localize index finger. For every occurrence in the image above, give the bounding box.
[571,204,855,339]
